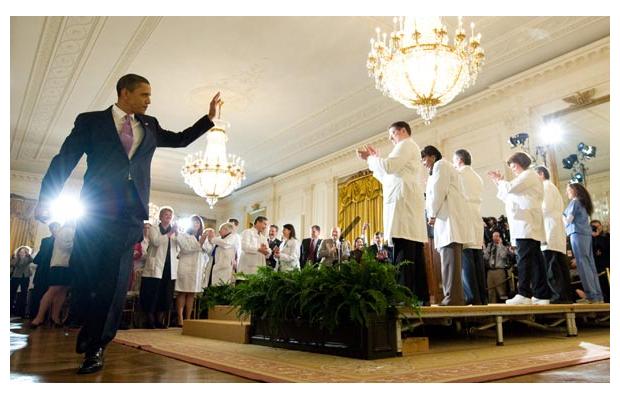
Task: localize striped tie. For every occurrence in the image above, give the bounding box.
[119,114,134,156]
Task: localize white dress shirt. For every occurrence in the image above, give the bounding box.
[112,104,144,159]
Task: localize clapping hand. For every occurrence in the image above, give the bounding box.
[208,92,222,120]
[273,247,281,259]
[428,217,436,227]
[356,145,378,161]
[487,170,503,184]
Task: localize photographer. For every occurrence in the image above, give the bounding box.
[591,220,610,302]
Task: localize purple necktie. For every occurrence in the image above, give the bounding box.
[119,114,134,156]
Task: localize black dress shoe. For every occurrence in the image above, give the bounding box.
[77,348,104,374]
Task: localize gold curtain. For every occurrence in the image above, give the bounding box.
[10,195,38,256]
[337,170,383,245]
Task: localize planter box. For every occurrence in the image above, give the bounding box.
[250,313,398,360]
[208,305,250,322]
[182,319,250,343]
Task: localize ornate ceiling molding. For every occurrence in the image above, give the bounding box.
[12,17,108,160]
[89,16,163,110]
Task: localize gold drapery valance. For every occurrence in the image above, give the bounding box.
[10,194,38,257]
[337,170,383,245]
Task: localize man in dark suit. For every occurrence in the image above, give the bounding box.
[266,224,281,269]
[29,222,60,318]
[299,225,322,268]
[368,231,394,264]
[34,74,221,374]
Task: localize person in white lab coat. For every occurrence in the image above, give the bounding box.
[204,223,237,286]
[535,166,572,303]
[237,216,271,276]
[227,218,242,271]
[488,152,552,305]
[140,206,179,328]
[357,121,429,304]
[174,215,209,327]
[422,145,472,306]
[274,224,301,271]
[453,149,487,305]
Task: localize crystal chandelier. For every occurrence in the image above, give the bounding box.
[181,102,246,208]
[367,16,485,124]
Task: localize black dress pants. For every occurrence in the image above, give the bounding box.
[462,248,488,305]
[72,183,144,354]
[515,239,552,299]
[543,250,572,303]
[10,277,30,317]
[392,238,429,303]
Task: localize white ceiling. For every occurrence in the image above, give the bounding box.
[10,16,610,196]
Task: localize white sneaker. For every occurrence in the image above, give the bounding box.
[531,297,550,305]
[506,294,532,305]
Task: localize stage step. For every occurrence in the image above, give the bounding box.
[182,319,251,344]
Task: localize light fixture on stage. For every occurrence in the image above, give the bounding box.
[562,154,578,170]
[570,171,585,184]
[540,121,562,145]
[577,142,597,158]
[50,194,84,224]
[177,217,192,233]
[507,132,529,148]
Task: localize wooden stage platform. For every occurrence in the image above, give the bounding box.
[395,303,610,351]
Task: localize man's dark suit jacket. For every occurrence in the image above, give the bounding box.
[32,236,55,286]
[266,238,282,268]
[299,238,322,267]
[38,106,214,222]
[368,244,394,264]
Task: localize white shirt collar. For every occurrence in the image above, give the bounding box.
[112,104,135,121]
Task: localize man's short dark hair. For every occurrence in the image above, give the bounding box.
[269,224,279,231]
[389,121,411,135]
[591,219,601,225]
[227,218,239,226]
[254,216,268,225]
[454,149,472,166]
[374,231,383,237]
[506,152,532,169]
[535,165,550,180]
[116,74,150,97]
[421,145,442,161]
[311,225,321,232]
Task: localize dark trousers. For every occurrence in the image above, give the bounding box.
[543,250,572,303]
[10,277,30,317]
[515,239,552,299]
[72,184,144,354]
[462,248,487,305]
[392,238,429,303]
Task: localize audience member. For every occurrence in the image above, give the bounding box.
[591,219,610,303]
[274,224,301,271]
[10,245,34,318]
[318,226,351,266]
[141,207,178,329]
[483,231,511,303]
[266,224,281,269]
[300,225,322,268]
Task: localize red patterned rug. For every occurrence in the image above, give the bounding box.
[114,327,609,382]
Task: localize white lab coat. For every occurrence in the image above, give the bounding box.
[275,238,301,272]
[175,232,207,293]
[205,233,237,286]
[50,225,75,268]
[237,227,271,275]
[496,168,545,245]
[143,224,179,280]
[367,137,428,245]
[541,180,567,253]
[456,165,484,249]
[426,160,473,250]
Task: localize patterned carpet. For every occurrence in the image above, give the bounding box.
[113,327,610,382]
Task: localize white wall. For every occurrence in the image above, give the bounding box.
[215,37,610,238]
